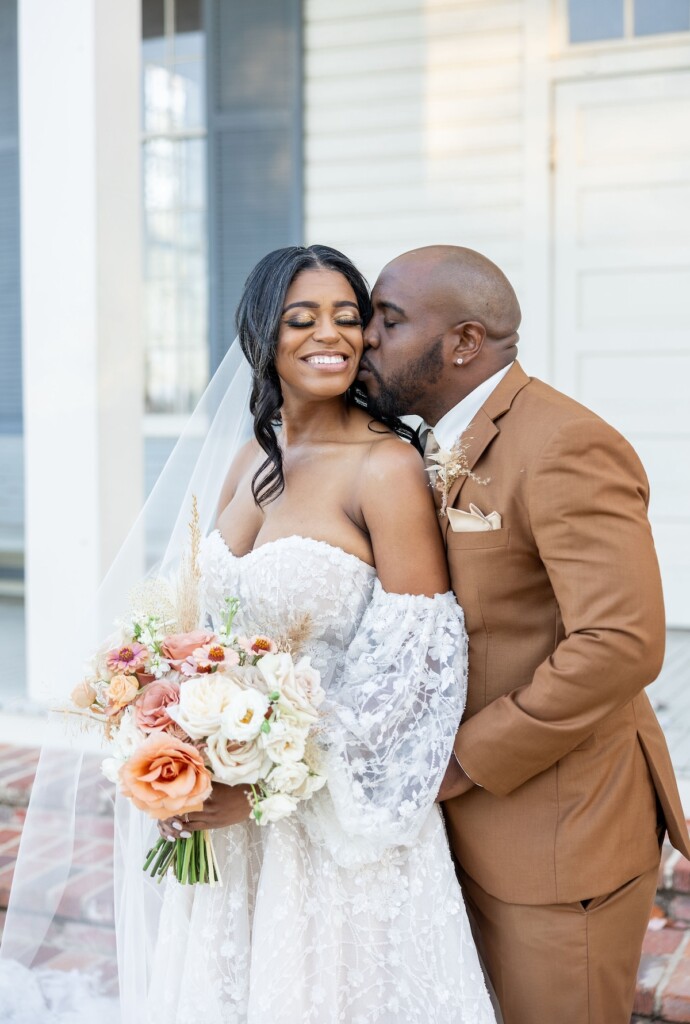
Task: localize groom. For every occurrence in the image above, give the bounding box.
[360,245,690,1024]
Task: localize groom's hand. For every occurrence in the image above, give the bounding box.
[436,753,475,802]
[158,781,252,839]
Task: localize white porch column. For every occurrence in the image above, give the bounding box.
[19,0,143,703]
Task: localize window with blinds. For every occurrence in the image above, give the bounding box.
[141,0,303,413]
[205,0,304,372]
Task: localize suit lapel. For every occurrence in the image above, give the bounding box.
[437,362,531,539]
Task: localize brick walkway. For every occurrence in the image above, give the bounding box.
[0,744,117,991]
[0,744,689,1020]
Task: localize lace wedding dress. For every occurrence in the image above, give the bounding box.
[145,532,494,1024]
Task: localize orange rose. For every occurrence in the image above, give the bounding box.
[119,734,212,819]
[161,630,216,664]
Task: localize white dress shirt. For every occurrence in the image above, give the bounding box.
[429,362,514,451]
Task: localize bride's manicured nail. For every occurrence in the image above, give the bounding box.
[172,821,183,830]
[180,830,192,839]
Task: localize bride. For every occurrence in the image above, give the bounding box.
[0,244,494,1024]
[146,244,494,1023]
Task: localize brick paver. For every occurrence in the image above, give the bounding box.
[0,743,116,986]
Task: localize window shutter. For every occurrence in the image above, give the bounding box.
[0,0,22,434]
[205,0,303,371]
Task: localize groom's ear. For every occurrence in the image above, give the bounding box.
[448,321,486,365]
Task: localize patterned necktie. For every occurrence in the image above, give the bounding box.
[422,428,440,471]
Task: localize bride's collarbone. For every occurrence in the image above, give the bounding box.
[217,443,378,561]
[219,495,372,565]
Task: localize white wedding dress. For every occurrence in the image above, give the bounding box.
[144,531,494,1024]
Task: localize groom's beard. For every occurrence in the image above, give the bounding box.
[362,338,444,420]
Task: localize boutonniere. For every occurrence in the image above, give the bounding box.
[427,435,489,518]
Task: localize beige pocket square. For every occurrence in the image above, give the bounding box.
[447,503,502,533]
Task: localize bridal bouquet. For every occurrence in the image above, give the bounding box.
[69,501,326,885]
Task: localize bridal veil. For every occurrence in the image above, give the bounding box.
[0,341,254,1022]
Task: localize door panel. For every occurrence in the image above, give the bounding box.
[553,71,690,625]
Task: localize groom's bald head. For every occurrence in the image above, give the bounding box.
[387,245,521,339]
[361,245,521,425]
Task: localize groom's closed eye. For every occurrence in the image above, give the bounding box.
[377,300,406,330]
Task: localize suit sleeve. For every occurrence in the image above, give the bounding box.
[454,416,666,797]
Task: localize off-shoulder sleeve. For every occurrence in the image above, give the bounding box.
[304,580,467,866]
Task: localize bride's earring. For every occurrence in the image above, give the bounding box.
[455,357,463,365]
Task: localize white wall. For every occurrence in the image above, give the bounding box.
[304,0,526,292]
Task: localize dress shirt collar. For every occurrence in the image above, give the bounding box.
[430,362,514,452]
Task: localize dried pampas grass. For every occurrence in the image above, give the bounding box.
[176,495,202,633]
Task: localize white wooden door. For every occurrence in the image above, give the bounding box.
[553,71,690,626]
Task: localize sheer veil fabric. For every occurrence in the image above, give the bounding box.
[0,342,254,1022]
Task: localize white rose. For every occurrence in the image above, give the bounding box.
[206,734,272,785]
[258,652,292,691]
[111,707,147,759]
[265,760,309,795]
[168,677,240,739]
[261,717,307,764]
[259,653,321,725]
[255,792,298,824]
[294,657,325,709]
[291,771,327,801]
[220,689,270,743]
[101,757,122,784]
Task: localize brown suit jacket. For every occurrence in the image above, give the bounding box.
[442,362,690,906]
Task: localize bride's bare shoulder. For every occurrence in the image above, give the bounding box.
[363,430,426,484]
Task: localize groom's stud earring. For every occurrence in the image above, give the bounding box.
[455,358,463,365]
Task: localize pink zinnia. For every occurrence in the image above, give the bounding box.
[191,643,240,673]
[106,642,149,675]
[238,635,277,657]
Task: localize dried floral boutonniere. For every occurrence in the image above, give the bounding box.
[427,435,489,517]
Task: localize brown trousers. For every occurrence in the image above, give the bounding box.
[460,863,659,1024]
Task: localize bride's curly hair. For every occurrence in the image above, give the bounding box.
[236,244,421,507]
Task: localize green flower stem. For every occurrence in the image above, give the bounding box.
[150,838,174,876]
[142,829,219,885]
[156,841,177,880]
[181,835,194,883]
[143,837,165,872]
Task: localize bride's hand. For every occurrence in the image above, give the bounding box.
[157,781,253,839]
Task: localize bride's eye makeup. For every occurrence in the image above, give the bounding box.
[283,315,363,328]
[285,317,316,328]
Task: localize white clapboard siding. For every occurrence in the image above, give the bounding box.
[308,91,523,134]
[304,0,526,284]
[308,61,522,105]
[307,2,522,47]
[307,0,520,22]
[308,177,523,218]
[308,32,522,77]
